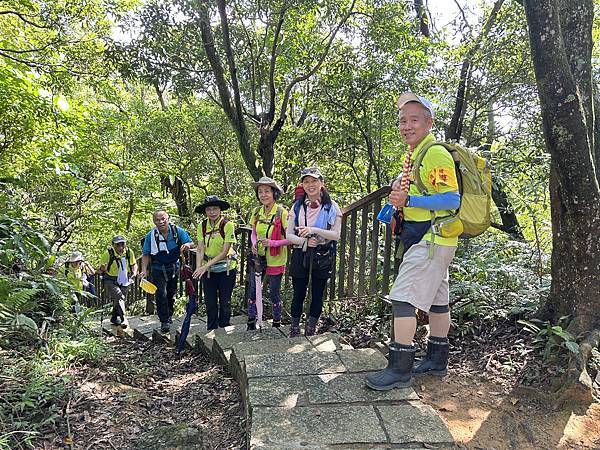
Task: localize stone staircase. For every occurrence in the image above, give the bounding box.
[100,315,455,449]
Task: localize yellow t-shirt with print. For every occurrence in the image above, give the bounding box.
[404,133,460,247]
[198,217,237,270]
[250,204,288,267]
[99,248,136,277]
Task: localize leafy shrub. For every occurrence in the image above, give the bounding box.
[449,235,550,336]
[0,352,67,448]
[0,212,109,448]
[518,317,579,362]
[48,331,108,369]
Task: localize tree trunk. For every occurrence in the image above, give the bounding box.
[161,176,191,220]
[490,174,523,238]
[524,0,600,401]
[413,0,430,37]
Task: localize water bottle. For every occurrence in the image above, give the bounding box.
[378,174,403,224]
[377,202,396,224]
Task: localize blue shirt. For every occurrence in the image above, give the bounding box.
[142,225,192,270]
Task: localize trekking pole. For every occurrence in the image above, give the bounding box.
[302,241,315,322]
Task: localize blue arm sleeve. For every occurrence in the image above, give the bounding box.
[409,191,460,211]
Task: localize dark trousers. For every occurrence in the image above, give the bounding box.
[202,270,236,330]
[248,269,283,321]
[104,281,129,319]
[291,275,329,319]
[152,268,178,324]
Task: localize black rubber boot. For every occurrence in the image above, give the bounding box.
[365,343,415,390]
[247,318,257,331]
[413,337,449,377]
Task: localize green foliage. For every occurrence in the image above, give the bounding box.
[0,210,107,448]
[48,330,108,369]
[0,350,66,448]
[0,326,108,449]
[450,234,550,336]
[518,317,579,362]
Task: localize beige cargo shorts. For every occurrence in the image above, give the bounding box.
[388,240,456,313]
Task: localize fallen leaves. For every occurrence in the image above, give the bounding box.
[42,337,244,449]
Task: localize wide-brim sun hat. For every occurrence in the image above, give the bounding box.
[397,92,435,118]
[252,176,283,194]
[194,195,230,214]
[300,166,323,181]
[67,251,85,263]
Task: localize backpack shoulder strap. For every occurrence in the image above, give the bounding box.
[169,224,181,246]
[201,219,208,245]
[251,206,261,228]
[106,247,116,272]
[413,141,454,195]
[323,202,333,230]
[276,205,286,237]
[219,219,228,240]
[293,200,303,228]
[126,248,135,271]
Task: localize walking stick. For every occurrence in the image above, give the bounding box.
[303,244,315,321]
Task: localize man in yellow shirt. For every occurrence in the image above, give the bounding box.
[98,236,138,328]
[366,93,460,391]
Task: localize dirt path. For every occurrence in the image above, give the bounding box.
[416,374,600,449]
[40,336,245,449]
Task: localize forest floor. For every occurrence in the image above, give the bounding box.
[37,318,599,450]
[39,336,245,450]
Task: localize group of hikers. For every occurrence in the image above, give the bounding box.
[65,92,463,390]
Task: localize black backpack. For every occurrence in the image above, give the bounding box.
[106,247,135,273]
[152,224,182,251]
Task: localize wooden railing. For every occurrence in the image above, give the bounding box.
[331,186,393,304]
[85,188,396,314]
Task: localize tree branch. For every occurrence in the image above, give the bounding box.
[279,0,357,123]
[267,0,288,122]
[198,1,261,180]
[446,0,505,141]
[0,10,51,29]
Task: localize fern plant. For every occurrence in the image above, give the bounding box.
[0,276,41,330]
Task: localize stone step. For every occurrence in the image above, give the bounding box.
[249,402,454,449]
[250,405,387,448]
[248,372,418,409]
[230,332,344,383]
[243,348,387,379]
[211,326,287,366]
[123,315,455,450]
[192,315,248,355]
